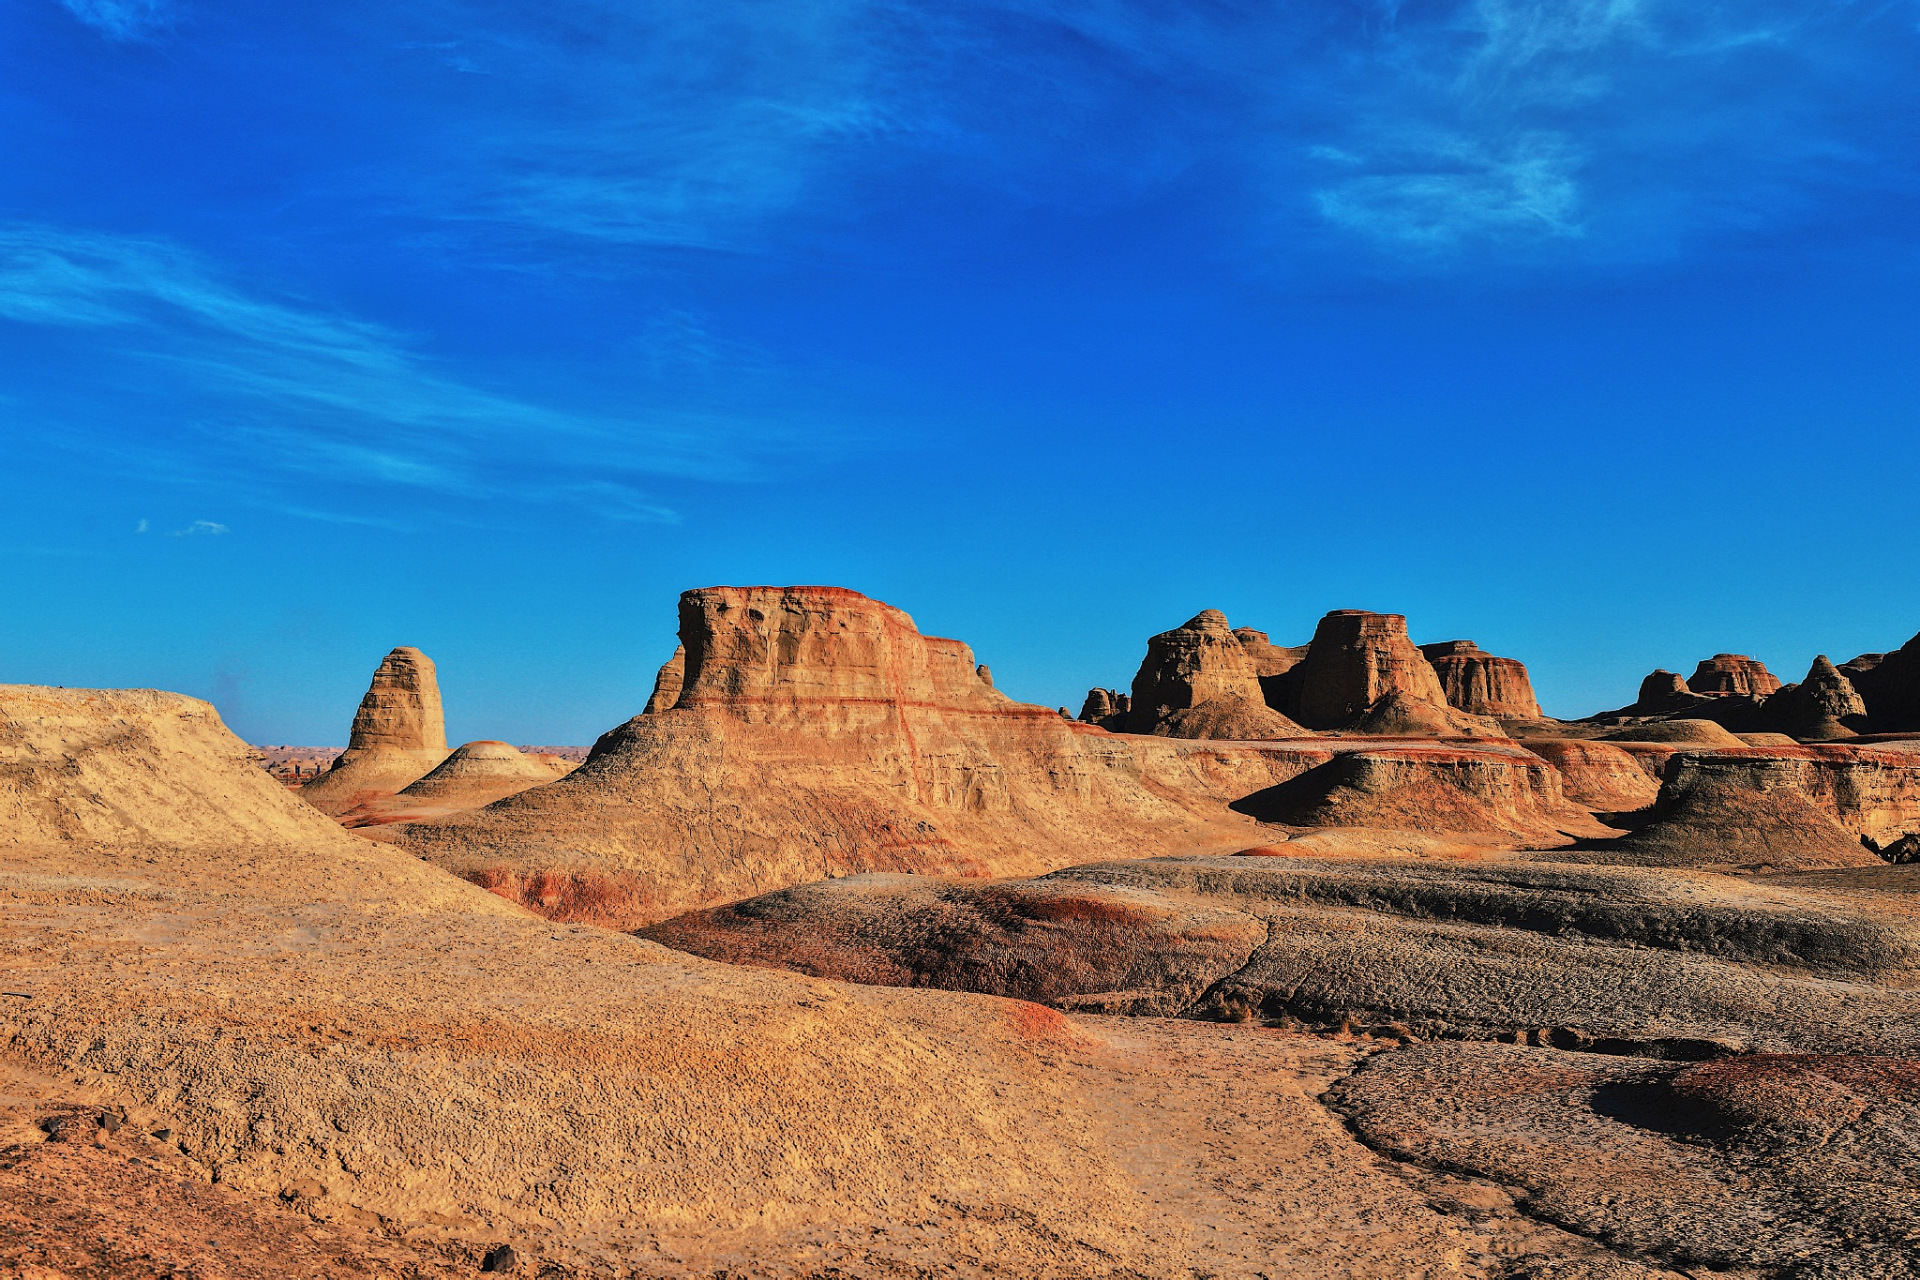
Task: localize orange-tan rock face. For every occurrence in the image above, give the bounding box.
[1765,655,1868,740]
[299,648,451,816]
[1125,610,1305,740]
[1688,653,1782,698]
[1419,641,1543,719]
[397,587,1314,926]
[1288,611,1450,730]
[1519,739,1663,812]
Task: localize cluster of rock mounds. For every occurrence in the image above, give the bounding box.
[1597,637,1920,741]
[297,647,573,823]
[1079,607,1537,741]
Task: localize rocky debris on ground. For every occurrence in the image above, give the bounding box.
[1329,1043,1920,1278]
[1420,640,1544,719]
[298,647,452,815]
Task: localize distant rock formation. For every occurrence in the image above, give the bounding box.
[1419,641,1543,719]
[1518,739,1663,812]
[642,645,685,715]
[1344,691,1507,738]
[1688,654,1782,698]
[1125,610,1306,740]
[1078,688,1129,729]
[1630,670,1695,714]
[337,739,573,831]
[1847,631,1920,731]
[1763,656,1868,740]
[299,647,452,816]
[1287,611,1450,730]
[1566,753,1880,872]
[1599,719,1746,747]
[399,586,1319,924]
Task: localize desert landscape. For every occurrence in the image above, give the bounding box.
[6,585,1920,1277]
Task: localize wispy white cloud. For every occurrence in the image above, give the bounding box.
[168,519,227,536]
[0,223,813,516]
[60,0,171,41]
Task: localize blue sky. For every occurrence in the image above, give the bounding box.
[3,0,1919,743]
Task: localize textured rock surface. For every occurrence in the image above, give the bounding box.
[1344,690,1509,738]
[1849,630,1920,731]
[641,645,685,715]
[1561,751,1891,871]
[1232,627,1310,710]
[1633,670,1694,712]
[1765,654,1868,740]
[1288,611,1450,729]
[399,588,1317,926]
[1228,743,1596,841]
[1077,687,1129,728]
[3,681,1670,1278]
[1332,1044,1920,1278]
[1420,641,1543,719]
[1520,739,1664,813]
[1688,653,1782,697]
[1126,610,1306,740]
[648,854,1920,1054]
[298,648,451,815]
[1599,718,1745,747]
[333,742,574,831]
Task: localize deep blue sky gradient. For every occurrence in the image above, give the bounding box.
[3,0,1919,743]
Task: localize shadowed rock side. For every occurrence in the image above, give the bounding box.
[1846,630,1920,731]
[641,645,685,715]
[1124,610,1306,740]
[1232,627,1310,710]
[1420,641,1544,719]
[399,587,1330,927]
[1765,654,1869,740]
[1287,611,1451,729]
[644,855,1920,1055]
[299,647,451,816]
[1689,653,1782,698]
[1330,1044,1920,1278]
[1520,740,1663,813]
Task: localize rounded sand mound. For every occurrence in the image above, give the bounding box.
[1600,719,1744,747]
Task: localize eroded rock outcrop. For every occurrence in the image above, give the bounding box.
[1764,655,1868,740]
[642,645,685,715]
[297,648,451,816]
[1287,611,1450,730]
[1519,739,1663,813]
[1078,688,1129,729]
[1419,641,1543,719]
[1126,610,1305,740]
[1344,690,1508,739]
[398,587,1312,925]
[1688,654,1782,698]
[1849,630,1920,731]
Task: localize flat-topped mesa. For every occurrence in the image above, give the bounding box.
[1287,610,1450,730]
[299,647,452,816]
[670,585,1007,728]
[1848,629,1920,732]
[1764,656,1868,740]
[1125,610,1305,740]
[1688,654,1782,698]
[1419,640,1544,719]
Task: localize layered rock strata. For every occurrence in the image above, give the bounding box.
[1688,654,1782,698]
[1519,739,1663,813]
[1126,610,1306,740]
[1419,641,1543,719]
[1286,611,1450,730]
[299,648,451,816]
[399,588,1322,925]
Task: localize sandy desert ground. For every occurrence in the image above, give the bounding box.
[7,586,1920,1277]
